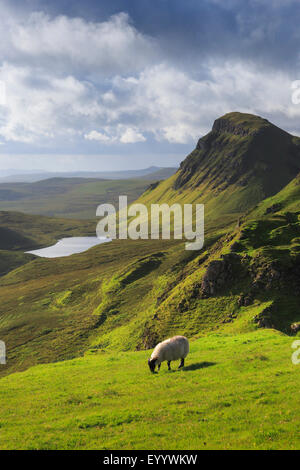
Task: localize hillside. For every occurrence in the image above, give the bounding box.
[0,237,183,377]
[0,250,34,277]
[0,177,158,219]
[0,329,299,450]
[139,112,300,230]
[1,112,300,381]
[1,173,300,378]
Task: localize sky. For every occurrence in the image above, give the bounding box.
[0,0,300,172]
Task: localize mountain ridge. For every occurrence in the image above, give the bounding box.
[174,112,300,192]
[138,112,300,231]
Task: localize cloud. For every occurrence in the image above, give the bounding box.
[0,62,104,143]
[1,58,300,148]
[0,3,299,154]
[0,9,159,145]
[102,62,300,142]
[0,11,159,77]
[84,130,111,143]
[120,128,146,143]
[84,127,146,144]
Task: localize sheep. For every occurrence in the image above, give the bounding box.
[148,335,189,373]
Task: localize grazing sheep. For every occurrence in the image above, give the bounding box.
[148,335,189,373]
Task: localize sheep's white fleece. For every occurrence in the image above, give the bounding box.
[150,336,189,364]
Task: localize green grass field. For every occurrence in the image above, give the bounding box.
[0,329,299,450]
[1,113,300,450]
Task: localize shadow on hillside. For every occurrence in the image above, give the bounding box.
[183,361,216,372]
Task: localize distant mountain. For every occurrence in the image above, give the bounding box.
[0,169,44,178]
[0,166,177,183]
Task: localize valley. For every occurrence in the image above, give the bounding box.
[0,177,161,219]
[1,112,300,450]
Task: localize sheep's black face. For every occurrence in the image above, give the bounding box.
[148,358,156,373]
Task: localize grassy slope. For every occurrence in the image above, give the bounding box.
[0,250,35,277]
[0,329,299,450]
[0,238,184,377]
[142,194,300,344]
[0,177,156,219]
[249,172,300,217]
[2,187,300,379]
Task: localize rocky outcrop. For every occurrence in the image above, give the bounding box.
[196,138,207,151]
[265,203,282,215]
[253,305,276,329]
[238,292,254,307]
[147,181,160,191]
[201,253,242,296]
[249,259,282,291]
[212,117,259,137]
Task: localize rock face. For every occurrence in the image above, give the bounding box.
[196,138,206,151]
[147,181,160,191]
[265,203,282,214]
[212,116,263,137]
[238,293,254,307]
[201,260,228,296]
[201,253,241,296]
[253,306,275,329]
[250,260,282,291]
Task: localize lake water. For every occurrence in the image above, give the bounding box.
[26,236,111,258]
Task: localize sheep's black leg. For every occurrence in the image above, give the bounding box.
[178,358,185,369]
[167,361,171,370]
[157,363,161,371]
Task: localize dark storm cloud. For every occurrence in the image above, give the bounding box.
[9,0,300,72]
